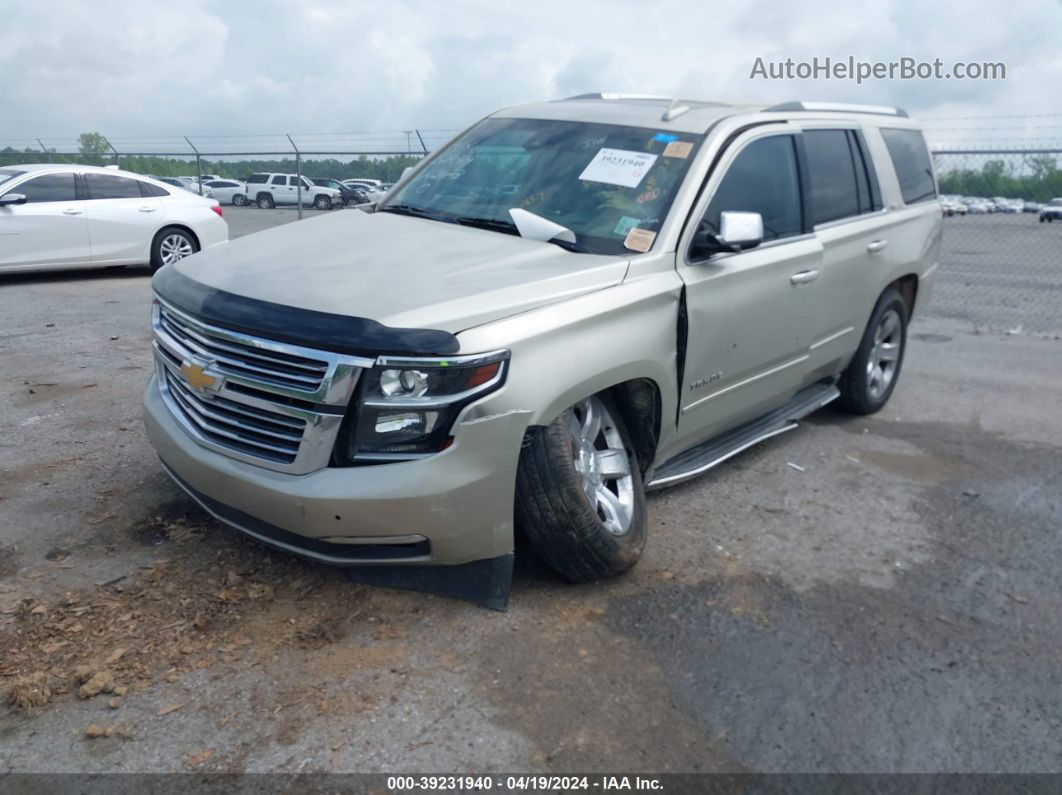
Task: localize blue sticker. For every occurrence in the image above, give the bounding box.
[614,216,641,236]
[652,132,679,143]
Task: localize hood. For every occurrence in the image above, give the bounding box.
[168,210,629,333]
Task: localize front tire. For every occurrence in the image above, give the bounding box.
[515,394,647,582]
[837,287,908,415]
[150,227,198,273]
[313,195,333,210]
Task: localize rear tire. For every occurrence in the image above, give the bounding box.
[149,227,198,273]
[836,287,908,415]
[256,193,275,209]
[515,393,647,582]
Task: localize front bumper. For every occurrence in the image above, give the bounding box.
[143,375,525,566]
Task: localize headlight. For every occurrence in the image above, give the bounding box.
[336,350,509,464]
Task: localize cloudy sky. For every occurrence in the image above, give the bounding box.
[2,0,1060,150]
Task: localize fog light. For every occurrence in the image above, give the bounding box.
[374,412,437,434]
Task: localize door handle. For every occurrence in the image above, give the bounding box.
[138,207,157,213]
[62,208,83,215]
[867,239,888,254]
[790,269,820,285]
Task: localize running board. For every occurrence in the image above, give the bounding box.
[647,382,840,490]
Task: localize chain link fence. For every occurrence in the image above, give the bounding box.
[931,146,1062,337]
[0,129,460,184]
[2,132,1059,336]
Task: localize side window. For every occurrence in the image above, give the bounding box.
[8,173,77,203]
[848,130,883,213]
[288,176,300,187]
[881,128,937,205]
[803,130,862,225]
[139,181,170,198]
[84,174,142,200]
[270,175,287,186]
[700,135,803,245]
[246,174,267,184]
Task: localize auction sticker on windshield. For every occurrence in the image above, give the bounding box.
[579,148,658,188]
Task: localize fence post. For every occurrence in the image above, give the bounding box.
[415,129,428,155]
[288,135,302,220]
[36,139,50,163]
[185,137,203,195]
[103,136,119,168]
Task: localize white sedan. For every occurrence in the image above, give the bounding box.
[202,179,249,206]
[0,164,228,274]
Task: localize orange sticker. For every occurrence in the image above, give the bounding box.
[624,228,657,253]
[663,141,693,159]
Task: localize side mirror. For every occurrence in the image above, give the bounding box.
[691,211,764,258]
[718,211,763,250]
[0,193,27,206]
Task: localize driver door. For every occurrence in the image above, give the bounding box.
[675,128,823,447]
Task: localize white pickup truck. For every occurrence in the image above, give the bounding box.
[245,173,344,210]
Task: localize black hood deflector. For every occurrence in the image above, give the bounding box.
[153,266,460,357]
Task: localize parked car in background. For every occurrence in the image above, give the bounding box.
[1039,199,1062,222]
[996,199,1022,214]
[155,177,214,199]
[341,179,386,202]
[0,163,227,274]
[179,175,220,185]
[244,173,343,210]
[309,178,364,207]
[940,196,967,216]
[1023,201,1041,213]
[203,179,249,206]
[143,96,940,604]
[965,198,990,214]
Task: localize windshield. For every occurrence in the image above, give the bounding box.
[381,118,703,255]
[0,169,25,187]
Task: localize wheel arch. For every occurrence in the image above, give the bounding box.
[891,273,919,316]
[152,223,201,251]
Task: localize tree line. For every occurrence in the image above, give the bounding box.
[936,156,1062,202]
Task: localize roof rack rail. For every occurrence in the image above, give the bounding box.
[765,101,909,118]
[563,93,675,102]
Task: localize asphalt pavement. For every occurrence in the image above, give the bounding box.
[1,211,1060,774]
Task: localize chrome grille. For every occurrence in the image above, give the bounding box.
[164,370,305,463]
[152,298,373,474]
[158,304,329,393]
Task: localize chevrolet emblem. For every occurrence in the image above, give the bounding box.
[180,360,220,392]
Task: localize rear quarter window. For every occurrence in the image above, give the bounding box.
[140,181,170,197]
[881,128,937,205]
[246,174,268,184]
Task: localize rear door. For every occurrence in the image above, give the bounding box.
[269,174,291,204]
[676,127,824,446]
[796,126,893,377]
[83,173,162,263]
[0,171,89,269]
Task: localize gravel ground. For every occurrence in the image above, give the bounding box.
[0,210,1060,774]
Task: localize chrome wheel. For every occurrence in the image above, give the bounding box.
[568,396,634,536]
[867,308,902,400]
[159,233,194,265]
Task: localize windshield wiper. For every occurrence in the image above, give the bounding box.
[452,216,520,236]
[378,203,453,223]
